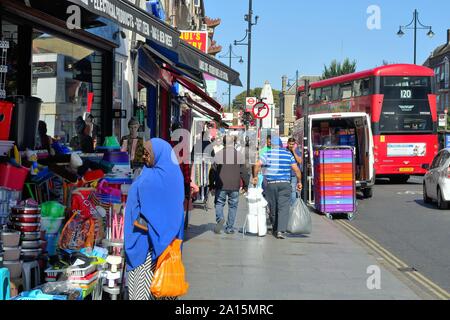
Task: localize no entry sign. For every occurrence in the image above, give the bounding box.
[252,102,270,119]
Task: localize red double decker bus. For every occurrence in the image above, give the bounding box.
[297,64,438,183]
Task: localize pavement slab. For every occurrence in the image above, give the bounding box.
[182,197,426,300]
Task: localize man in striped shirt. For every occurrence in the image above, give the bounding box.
[252,137,302,239]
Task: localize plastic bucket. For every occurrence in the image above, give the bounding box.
[0,163,29,191]
[7,96,42,150]
[41,217,65,234]
[44,233,59,256]
[0,101,14,140]
[40,201,66,218]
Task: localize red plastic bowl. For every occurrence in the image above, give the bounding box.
[12,222,40,232]
[10,214,41,223]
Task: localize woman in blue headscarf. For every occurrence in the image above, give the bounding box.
[124,138,185,300]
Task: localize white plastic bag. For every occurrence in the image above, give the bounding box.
[245,187,267,237]
[287,199,312,235]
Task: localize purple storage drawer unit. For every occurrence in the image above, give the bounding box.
[314,147,356,217]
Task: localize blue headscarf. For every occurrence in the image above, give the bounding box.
[124,138,185,271]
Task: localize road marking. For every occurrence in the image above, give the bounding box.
[336,220,450,300]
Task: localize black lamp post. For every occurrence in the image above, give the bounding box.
[234,0,259,97]
[397,9,434,65]
[219,44,244,112]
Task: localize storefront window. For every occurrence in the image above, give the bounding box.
[32,30,103,144]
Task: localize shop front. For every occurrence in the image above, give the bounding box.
[0,0,241,301]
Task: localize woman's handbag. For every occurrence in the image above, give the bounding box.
[150,239,189,298]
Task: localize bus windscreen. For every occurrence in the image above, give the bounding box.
[378,76,434,134]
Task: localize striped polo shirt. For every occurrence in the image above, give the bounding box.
[261,148,296,182]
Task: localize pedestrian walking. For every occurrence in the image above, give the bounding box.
[287,138,303,205]
[124,138,185,300]
[209,136,249,234]
[252,137,302,239]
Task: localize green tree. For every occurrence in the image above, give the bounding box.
[322,58,357,80]
[232,88,280,110]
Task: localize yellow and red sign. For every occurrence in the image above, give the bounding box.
[180,31,208,53]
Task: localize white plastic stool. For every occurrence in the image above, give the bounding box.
[21,261,40,292]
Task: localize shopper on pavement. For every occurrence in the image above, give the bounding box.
[210,135,249,234]
[287,138,303,205]
[253,137,302,239]
[125,138,185,300]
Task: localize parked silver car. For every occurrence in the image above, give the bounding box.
[423,149,450,209]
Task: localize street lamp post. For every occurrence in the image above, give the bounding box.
[219,44,243,113]
[397,9,434,65]
[234,0,259,97]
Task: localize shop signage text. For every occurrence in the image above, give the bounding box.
[180,31,208,53]
[199,60,229,82]
[67,0,177,49]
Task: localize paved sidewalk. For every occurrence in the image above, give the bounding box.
[182,196,428,300]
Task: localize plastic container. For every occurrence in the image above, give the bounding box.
[45,233,59,256]
[21,240,41,249]
[41,217,65,233]
[0,163,29,191]
[3,246,21,261]
[0,101,15,140]
[21,232,40,241]
[67,264,96,278]
[10,214,41,223]
[1,230,21,247]
[7,96,42,150]
[3,260,22,279]
[12,222,40,233]
[40,201,65,218]
[21,248,42,261]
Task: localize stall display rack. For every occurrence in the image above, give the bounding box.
[313,146,357,220]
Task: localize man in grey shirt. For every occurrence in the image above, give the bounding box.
[209,136,249,234]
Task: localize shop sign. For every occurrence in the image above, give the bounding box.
[180,31,208,53]
[222,113,234,122]
[67,0,179,49]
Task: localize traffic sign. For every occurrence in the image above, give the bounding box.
[246,97,257,109]
[252,102,270,119]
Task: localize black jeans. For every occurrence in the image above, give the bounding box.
[265,182,291,233]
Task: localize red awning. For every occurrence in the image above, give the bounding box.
[171,72,223,112]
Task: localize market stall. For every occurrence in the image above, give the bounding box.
[0,104,133,300]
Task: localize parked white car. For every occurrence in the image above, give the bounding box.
[423,149,450,209]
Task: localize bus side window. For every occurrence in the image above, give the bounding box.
[361,78,371,95]
[353,80,362,97]
[314,88,322,103]
[341,83,352,99]
[332,85,340,101]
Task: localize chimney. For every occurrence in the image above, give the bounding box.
[282,75,287,93]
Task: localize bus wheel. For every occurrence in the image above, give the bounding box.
[391,175,410,184]
[362,188,373,199]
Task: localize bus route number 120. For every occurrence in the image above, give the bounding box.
[401,90,412,99]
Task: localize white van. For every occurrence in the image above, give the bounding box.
[293,112,375,199]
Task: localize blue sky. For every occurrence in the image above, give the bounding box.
[204,0,450,104]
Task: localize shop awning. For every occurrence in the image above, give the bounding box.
[66,0,242,86]
[66,0,179,50]
[177,42,242,86]
[184,96,229,128]
[149,41,242,86]
[171,72,223,112]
